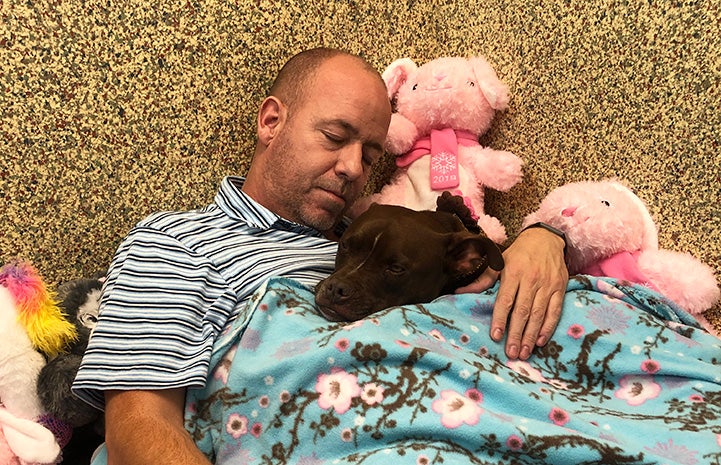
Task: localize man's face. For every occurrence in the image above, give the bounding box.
[260,57,391,232]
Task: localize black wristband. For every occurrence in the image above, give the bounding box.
[522,222,568,261]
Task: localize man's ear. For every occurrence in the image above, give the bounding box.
[257,96,286,146]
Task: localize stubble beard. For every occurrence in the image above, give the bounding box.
[266,133,345,233]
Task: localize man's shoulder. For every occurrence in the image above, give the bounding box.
[136,204,222,231]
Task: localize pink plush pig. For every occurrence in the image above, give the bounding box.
[523,179,720,335]
[351,56,523,244]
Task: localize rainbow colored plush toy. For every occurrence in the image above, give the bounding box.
[0,261,77,465]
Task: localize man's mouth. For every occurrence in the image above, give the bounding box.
[316,180,348,202]
[324,189,345,203]
[316,189,348,213]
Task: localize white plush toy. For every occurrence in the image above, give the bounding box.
[0,261,76,464]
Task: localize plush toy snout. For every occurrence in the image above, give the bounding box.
[561,206,577,217]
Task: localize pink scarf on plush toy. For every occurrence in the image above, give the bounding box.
[579,251,662,293]
[396,128,479,190]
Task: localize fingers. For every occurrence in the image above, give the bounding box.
[462,227,568,360]
[536,288,565,346]
[505,281,550,360]
[491,273,542,360]
[489,278,516,343]
[494,272,568,359]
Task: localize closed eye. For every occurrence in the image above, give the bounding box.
[386,263,406,275]
[323,131,344,144]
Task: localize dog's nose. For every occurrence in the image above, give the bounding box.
[325,279,352,302]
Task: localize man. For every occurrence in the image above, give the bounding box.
[73,48,567,464]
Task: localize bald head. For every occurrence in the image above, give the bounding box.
[244,48,391,233]
[268,48,385,112]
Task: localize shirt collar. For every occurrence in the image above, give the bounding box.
[215,176,345,238]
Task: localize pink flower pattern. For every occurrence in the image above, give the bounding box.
[214,346,237,385]
[360,383,384,405]
[507,360,547,382]
[644,439,699,465]
[226,413,248,439]
[429,328,446,342]
[567,324,585,339]
[315,368,361,414]
[640,359,660,374]
[506,434,523,451]
[250,422,262,438]
[615,375,662,406]
[334,338,350,351]
[549,407,569,426]
[432,389,483,428]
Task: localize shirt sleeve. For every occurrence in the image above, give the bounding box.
[72,225,237,410]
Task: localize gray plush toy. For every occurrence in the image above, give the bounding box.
[37,275,105,464]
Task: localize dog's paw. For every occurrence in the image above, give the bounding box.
[436,191,481,234]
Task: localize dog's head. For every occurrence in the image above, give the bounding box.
[315,203,504,321]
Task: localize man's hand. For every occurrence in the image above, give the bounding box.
[455,227,568,360]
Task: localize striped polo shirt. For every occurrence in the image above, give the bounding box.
[72,176,340,410]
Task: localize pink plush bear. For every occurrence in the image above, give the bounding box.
[523,179,720,336]
[350,56,524,243]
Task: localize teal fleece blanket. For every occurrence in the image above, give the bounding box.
[179,276,721,464]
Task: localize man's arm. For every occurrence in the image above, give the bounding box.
[105,388,211,465]
[456,227,568,360]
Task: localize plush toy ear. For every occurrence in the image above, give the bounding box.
[468,57,510,111]
[607,179,659,251]
[446,233,505,289]
[381,58,417,100]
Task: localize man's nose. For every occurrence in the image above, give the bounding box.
[335,143,364,181]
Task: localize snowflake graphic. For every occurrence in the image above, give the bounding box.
[432,152,458,175]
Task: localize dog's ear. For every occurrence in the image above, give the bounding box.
[445,234,505,290]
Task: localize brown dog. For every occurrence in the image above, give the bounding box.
[315,193,505,321]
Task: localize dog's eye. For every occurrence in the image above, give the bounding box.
[386,264,406,275]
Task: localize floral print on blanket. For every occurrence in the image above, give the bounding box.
[185,276,721,465]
